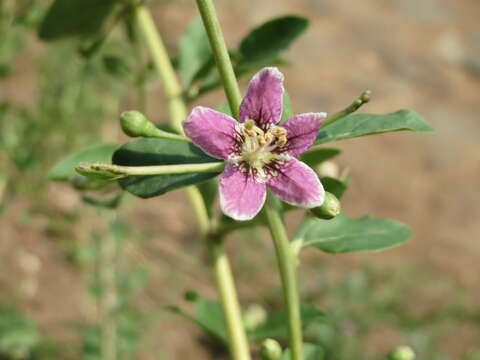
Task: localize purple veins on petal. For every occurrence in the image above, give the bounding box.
[219,163,267,221]
[183,106,239,160]
[281,112,327,157]
[239,67,284,127]
[182,67,328,221]
[267,158,325,208]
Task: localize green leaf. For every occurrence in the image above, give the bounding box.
[167,295,228,345]
[102,55,131,79]
[321,177,348,200]
[300,148,341,168]
[216,102,233,117]
[281,343,324,360]
[315,109,433,145]
[38,0,119,41]
[238,16,309,65]
[112,138,220,198]
[248,305,325,342]
[179,18,214,87]
[280,92,293,123]
[301,214,412,254]
[48,143,118,181]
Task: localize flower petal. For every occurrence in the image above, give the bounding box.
[219,163,266,221]
[183,106,239,159]
[281,112,326,157]
[267,158,324,208]
[239,67,284,127]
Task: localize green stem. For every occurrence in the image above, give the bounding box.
[134,5,251,360]
[323,90,371,127]
[196,0,242,118]
[76,161,225,179]
[135,5,187,134]
[209,237,252,360]
[98,211,118,360]
[264,197,304,360]
[186,186,210,236]
[195,1,304,358]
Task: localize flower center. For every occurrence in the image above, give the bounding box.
[233,120,288,181]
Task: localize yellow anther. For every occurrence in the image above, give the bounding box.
[258,136,267,146]
[276,136,287,147]
[264,133,274,144]
[270,126,287,137]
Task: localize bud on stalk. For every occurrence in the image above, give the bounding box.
[120,110,190,142]
[310,192,341,220]
[260,338,283,360]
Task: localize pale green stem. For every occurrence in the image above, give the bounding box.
[264,198,304,360]
[195,1,304,358]
[196,0,242,119]
[134,5,251,360]
[323,90,371,127]
[76,161,225,179]
[135,5,187,134]
[99,211,118,360]
[209,236,251,360]
[185,186,210,235]
[142,128,191,142]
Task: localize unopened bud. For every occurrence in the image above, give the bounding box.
[75,162,126,180]
[360,90,371,103]
[243,304,267,331]
[310,192,341,220]
[316,161,339,178]
[260,339,283,360]
[120,110,158,138]
[388,346,415,360]
[120,110,190,142]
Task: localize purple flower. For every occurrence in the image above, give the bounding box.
[183,67,326,221]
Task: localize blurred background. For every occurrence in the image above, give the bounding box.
[0,0,479,359]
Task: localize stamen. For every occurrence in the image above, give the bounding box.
[236,122,290,182]
[276,136,287,147]
[264,132,274,145]
[270,127,287,137]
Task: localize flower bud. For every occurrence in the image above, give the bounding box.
[316,160,339,178]
[243,304,267,331]
[260,339,283,360]
[388,346,415,360]
[310,192,341,220]
[120,110,158,138]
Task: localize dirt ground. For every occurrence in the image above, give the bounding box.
[1,0,479,359]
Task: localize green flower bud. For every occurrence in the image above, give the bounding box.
[310,192,341,220]
[120,110,158,138]
[260,339,283,360]
[120,110,190,142]
[388,346,415,360]
[75,162,126,180]
[243,304,267,331]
